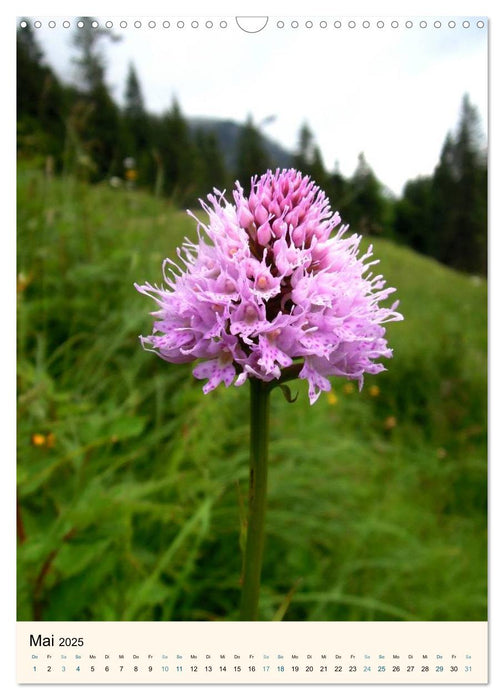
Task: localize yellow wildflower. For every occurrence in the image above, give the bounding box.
[31,434,46,447]
[327,391,338,406]
[384,416,397,430]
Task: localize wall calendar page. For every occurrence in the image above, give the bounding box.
[15,7,489,692]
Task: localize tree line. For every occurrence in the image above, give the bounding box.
[17,19,487,275]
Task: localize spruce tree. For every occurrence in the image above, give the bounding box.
[326,162,348,213]
[17,21,66,161]
[346,153,387,236]
[293,123,328,189]
[235,116,271,187]
[432,95,487,274]
[122,63,151,155]
[193,129,229,197]
[394,176,436,255]
[119,63,152,185]
[151,98,198,204]
[70,17,122,179]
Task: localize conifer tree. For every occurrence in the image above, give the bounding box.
[394,176,436,255]
[122,63,151,155]
[235,116,271,187]
[395,95,486,274]
[118,63,152,185]
[193,129,229,196]
[326,161,348,213]
[17,21,66,159]
[345,153,387,235]
[70,17,122,179]
[150,98,198,204]
[432,95,487,274]
[293,123,328,189]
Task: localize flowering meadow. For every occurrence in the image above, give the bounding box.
[17,166,487,622]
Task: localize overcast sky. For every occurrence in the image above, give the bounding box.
[31,15,488,196]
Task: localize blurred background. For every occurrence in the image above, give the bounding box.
[17,17,487,622]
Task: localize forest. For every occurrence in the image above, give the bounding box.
[17,19,487,275]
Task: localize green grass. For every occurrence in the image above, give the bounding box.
[17,165,487,622]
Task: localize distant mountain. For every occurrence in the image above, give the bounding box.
[187,117,294,172]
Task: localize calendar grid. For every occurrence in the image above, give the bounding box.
[17,621,487,684]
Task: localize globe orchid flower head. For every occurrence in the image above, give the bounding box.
[135,169,403,404]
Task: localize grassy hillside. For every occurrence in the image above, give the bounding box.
[17,166,487,622]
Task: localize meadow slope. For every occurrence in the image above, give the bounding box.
[17,167,487,622]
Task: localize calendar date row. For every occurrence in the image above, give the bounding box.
[33,663,473,674]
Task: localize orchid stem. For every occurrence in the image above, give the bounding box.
[240,378,270,621]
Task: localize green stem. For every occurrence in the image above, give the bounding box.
[240,378,271,621]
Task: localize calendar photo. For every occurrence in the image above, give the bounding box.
[16,12,488,684]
